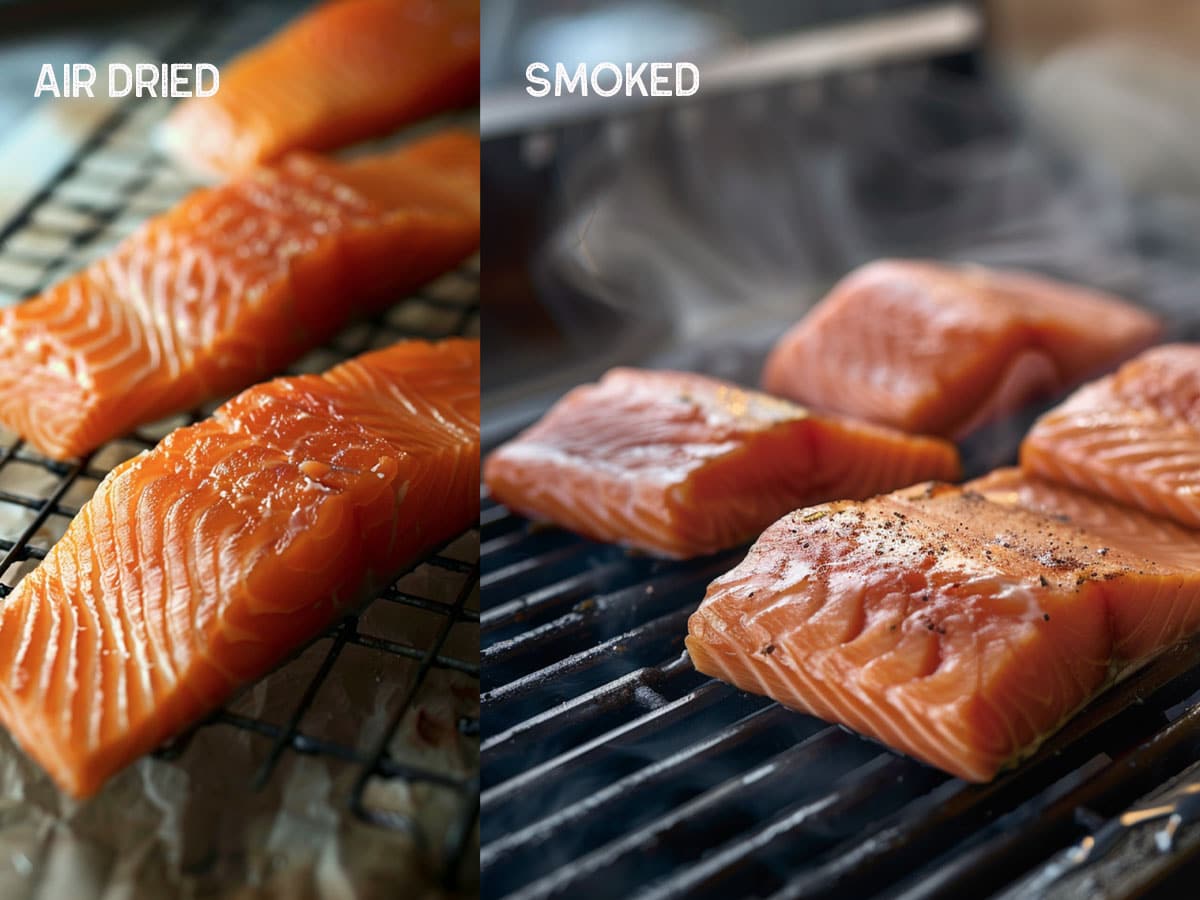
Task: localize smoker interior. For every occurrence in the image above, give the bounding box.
[481,30,1200,900]
[482,489,1200,899]
[0,3,479,889]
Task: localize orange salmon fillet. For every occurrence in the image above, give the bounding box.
[162,0,480,177]
[687,469,1200,782]
[483,368,960,559]
[762,260,1160,438]
[0,130,479,461]
[1022,344,1200,530]
[0,338,479,797]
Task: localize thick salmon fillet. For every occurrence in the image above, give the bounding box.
[1022,344,1200,530]
[0,338,477,798]
[162,0,480,177]
[484,368,961,559]
[687,468,1200,782]
[762,260,1160,438]
[0,130,479,461]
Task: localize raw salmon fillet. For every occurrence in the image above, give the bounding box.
[686,468,1200,782]
[761,260,1160,438]
[162,0,480,177]
[483,368,960,559]
[0,338,479,797]
[1023,344,1200,529]
[0,130,480,461]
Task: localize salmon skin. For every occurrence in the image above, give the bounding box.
[687,468,1200,782]
[162,0,480,177]
[762,260,1160,439]
[1023,344,1200,530]
[0,338,479,797]
[484,368,960,559]
[0,130,479,461]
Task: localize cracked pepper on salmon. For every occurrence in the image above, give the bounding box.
[762,260,1160,439]
[162,0,480,177]
[687,469,1200,782]
[0,338,478,797]
[0,130,479,460]
[484,368,961,559]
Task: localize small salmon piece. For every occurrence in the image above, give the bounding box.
[0,338,478,797]
[1022,344,1200,530]
[0,131,479,460]
[762,260,1160,439]
[687,468,1200,782]
[162,0,480,177]
[484,368,961,559]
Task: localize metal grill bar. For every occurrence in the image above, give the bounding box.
[481,489,1200,899]
[0,6,480,889]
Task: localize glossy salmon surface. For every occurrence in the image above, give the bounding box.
[0,338,479,797]
[1022,344,1200,530]
[686,469,1200,782]
[0,131,479,460]
[762,260,1160,438]
[163,0,480,177]
[484,368,961,559]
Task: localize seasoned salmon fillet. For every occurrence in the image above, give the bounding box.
[162,0,480,177]
[0,130,479,460]
[762,260,1160,438]
[484,368,961,559]
[1022,344,1200,530]
[0,338,478,797]
[687,469,1200,782]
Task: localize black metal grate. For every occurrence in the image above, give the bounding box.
[0,6,479,889]
[477,7,1200,894]
[482,473,1200,899]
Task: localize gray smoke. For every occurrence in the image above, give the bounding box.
[537,62,1200,388]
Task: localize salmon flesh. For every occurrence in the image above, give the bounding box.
[0,338,479,797]
[1023,344,1200,530]
[687,468,1200,782]
[484,368,961,559]
[162,0,480,177]
[0,130,479,460]
[762,259,1160,439]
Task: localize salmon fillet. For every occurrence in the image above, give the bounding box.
[0,338,478,797]
[1022,344,1200,530]
[0,130,479,461]
[483,368,961,559]
[686,468,1200,782]
[761,260,1160,438]
[162,0,480,177]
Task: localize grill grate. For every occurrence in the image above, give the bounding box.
[0,6,479,889]
[479,10,1200,894]
[481,489,1200,899]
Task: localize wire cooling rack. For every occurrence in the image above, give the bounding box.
[0,12,479,892]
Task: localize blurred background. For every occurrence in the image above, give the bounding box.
[481,0,1200,442]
